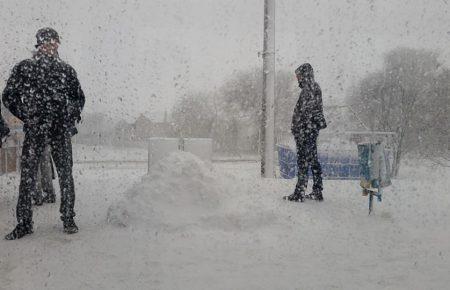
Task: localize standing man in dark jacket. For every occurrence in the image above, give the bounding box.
[2,28,85,240]
[284,63,326,202]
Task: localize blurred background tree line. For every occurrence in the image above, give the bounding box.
[76,47,448,170]
[170,69,297,155]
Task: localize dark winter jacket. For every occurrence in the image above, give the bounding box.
[2,53,85,136]
[291,63,326,136]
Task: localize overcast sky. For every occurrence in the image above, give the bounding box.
[0,0,449,122]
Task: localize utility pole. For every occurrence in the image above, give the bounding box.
[261,0,275,178]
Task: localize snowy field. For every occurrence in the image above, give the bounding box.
[0,149,449,290]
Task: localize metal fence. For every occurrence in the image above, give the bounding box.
[277,144,360,180]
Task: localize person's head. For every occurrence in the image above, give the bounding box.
[295,63,314,88]
[35,27,60,56]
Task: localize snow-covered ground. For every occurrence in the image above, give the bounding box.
[0,148,449,290]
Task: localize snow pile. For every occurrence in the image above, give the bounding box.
[107,151,230,228]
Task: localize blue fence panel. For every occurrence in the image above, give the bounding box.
[349,164,360,177]
[277,145,360,180]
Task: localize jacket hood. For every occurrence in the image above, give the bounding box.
[295,63,315,88]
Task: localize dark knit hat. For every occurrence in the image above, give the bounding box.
[35,27,60,48]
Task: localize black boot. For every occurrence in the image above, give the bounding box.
[63,219,78,234]
[5,223,34,240]
[283,192,305,202]
[311,190,324,202]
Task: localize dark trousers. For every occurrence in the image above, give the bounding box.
[17,130,75,225]
[0,115,9,143]
[294,132,323,194]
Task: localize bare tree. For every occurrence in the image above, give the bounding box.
[348,48,449,174]
[218,69,297,148]
[170,69,312,155]
[171,92,215,138]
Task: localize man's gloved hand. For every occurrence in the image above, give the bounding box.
[0,126,10,148]
[67,125,78,137]
[67,105,82,124]
[0,126,9,139]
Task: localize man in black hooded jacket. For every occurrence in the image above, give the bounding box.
[284,63,326,202]
[2,28,85,240]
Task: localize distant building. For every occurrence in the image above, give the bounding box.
[132,114,175,140]
[133,114,153,140]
